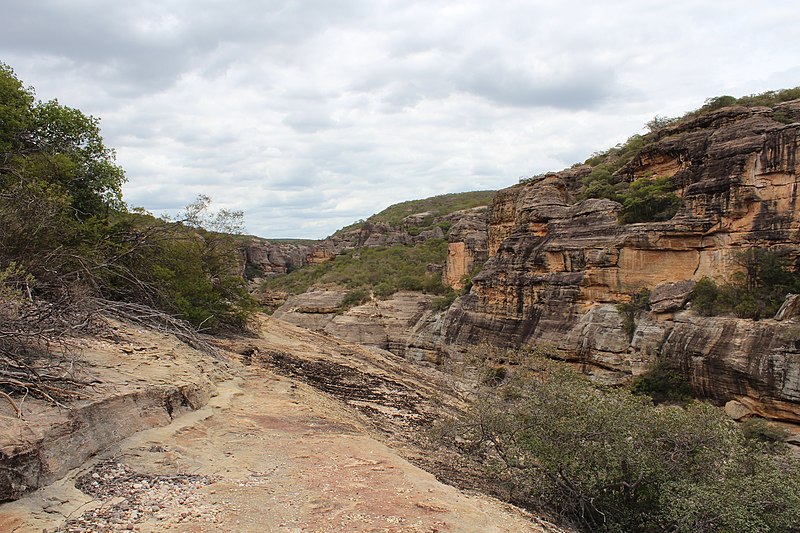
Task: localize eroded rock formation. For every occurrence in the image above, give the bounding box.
[262,102,800,424]
[441,102,800,422]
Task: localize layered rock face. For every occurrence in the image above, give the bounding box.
[442,102,800,422]
[259,102,800,423]
[444,207,489,290]
[273,290,442,362]
[242,238,316,279]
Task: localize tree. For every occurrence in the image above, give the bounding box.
[619,175,681,224]
[645,115,677,133]
[1,63,125,219]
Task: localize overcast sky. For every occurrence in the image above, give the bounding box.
[2,1,798,238]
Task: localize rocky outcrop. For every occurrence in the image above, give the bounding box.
[649,280,696,313]
[0,383,213,502]
[0,322,228,502]
[445,207,489,290]
[438,103,800,422]
[273,290,442,361]
[242,238,315,278]
[661,313,800,422]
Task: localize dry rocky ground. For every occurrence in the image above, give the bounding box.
[0,317,567,532]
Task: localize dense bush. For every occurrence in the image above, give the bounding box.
[429,290,457,311]
[338,289,370,312]
[691,249,800,319]
[631,359,694,404]
[618,176,681,223]
[442,354,800,532]
[580,169,681,224]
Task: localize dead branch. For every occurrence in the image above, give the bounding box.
[92,298,220,358]
[0,390,21,418]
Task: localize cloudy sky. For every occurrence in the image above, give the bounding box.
[2,1,798,238]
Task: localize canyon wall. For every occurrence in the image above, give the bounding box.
[263,101,800,424]
[441,102,800,422]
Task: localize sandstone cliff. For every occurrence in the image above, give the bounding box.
[441,100,800,422]
[261,100,800,426]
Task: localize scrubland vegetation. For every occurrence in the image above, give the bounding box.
[438,348,800,532]
[263,239,453,300]
[0,63,256,407]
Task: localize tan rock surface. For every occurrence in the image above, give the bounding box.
[0,318,565,532]
[0,321,229,503]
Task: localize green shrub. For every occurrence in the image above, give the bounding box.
[339,289,370,312]
[619,176,681,224]
[690,249,800,320]
[699,95,737,113]
[616,288,650,340]
[631,359,695,404]
[692,277,720,316]
[579,167,624,202]
[741,417,789,453]
[444,355,800,532]
[430,290,457,311]
[580,170,681,224]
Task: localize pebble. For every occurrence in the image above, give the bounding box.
[54,459,222,532]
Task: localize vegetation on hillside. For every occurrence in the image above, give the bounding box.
[689,87,800,117]
[335,190,495,235]
[439,349,800,532]
[566,86,800,225]
[263,239,452,299]
[0,63,256,407]
[631,359,695,405]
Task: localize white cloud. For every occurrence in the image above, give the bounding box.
[3,0,799,238]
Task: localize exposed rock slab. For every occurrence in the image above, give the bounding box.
[0,321,229,503]
[0,318,567,532]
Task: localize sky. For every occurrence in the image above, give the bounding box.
[2,1,798,239]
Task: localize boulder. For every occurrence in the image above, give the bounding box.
[649,280,696,313]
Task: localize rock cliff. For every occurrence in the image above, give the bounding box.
[441,101,800,422]
[261,100,800,425]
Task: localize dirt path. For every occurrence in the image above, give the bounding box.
[1,319,560,532]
